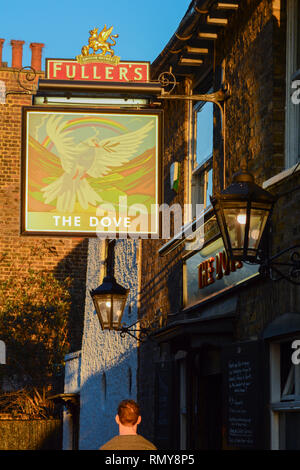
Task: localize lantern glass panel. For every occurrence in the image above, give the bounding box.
[112,295,127,328]
[223,206,247,250]
[248,207,269,250]
[95,294,112,328]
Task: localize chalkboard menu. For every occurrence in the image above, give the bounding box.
[222,341,264,449]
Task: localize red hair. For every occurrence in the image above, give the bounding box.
[117,399,140,426]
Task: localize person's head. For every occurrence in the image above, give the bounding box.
[115,399,141,435]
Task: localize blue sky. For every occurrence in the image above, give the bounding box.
[1,0,191,69]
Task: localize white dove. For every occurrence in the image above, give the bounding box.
[41,114,154,213]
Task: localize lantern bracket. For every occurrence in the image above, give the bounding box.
[119,321,152,343]
[119,309,166,343]
[258,244,300,285]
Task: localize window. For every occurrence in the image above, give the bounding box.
[194,101,214,166]
[270,339,300,449]
[285,0,300,168]
[191,100,214,219]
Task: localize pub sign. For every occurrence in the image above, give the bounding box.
[21,25,162,237]
[21,107,162,236]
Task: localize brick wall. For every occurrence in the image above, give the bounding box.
[0,53,88,353]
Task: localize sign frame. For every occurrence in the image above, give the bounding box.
[21,106,163,238]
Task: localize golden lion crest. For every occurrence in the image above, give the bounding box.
[76,25,120,65]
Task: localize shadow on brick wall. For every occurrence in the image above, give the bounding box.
[52,238,89,352]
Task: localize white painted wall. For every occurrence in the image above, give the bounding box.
[63,351,81,450]
[78,238,139,450]
[64,351,81,394]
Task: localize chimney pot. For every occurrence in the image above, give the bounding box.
[30,42,45,72]
[11,39,25,68]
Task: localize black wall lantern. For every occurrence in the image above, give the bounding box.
[90,275,129,331]
[211,166,300,284]
[210,166,275,262]
[90,240,158,341]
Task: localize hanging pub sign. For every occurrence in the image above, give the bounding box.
[184,236,259,307]
[21,107,162,237]
[46,25,149,82]
[21,25,162,237]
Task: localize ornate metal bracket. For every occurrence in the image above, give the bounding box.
[157,71,229,107]
[5,66,37,97]
[118,309,166,343]
[119,321,152,342]
[159,85,229,122]
[156,71,229,142]
[259,245,300,285]
[158,71,177,94]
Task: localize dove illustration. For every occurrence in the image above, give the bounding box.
[41,114,154,213]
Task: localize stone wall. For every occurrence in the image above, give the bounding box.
[213,0,300,340]
[215,0,287,189]
[138,0,298,444]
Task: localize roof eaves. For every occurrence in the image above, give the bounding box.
[151,0,214,79]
